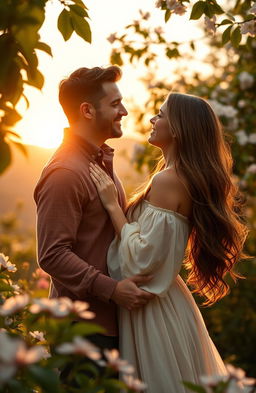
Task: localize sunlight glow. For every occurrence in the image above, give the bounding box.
[15,0,211,149]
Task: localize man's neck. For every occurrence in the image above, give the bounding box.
[69,123,105,147]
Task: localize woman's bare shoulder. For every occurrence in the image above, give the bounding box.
[148,169,191,216]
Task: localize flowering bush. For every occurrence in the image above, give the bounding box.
[184,364,256,393]
[0,253,147,393]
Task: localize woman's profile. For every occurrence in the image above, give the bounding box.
[89,92,248,393]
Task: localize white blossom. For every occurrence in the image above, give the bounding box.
[240,20,256,37]
[237,99,247,108]
[248,2,256,15]
[208,100,237,118]
[30,298,70,317]
[11,284,20,293]
[29,331,45,342]
[200,374,228,387]
[0,332,49,383]
[226,364,256,388]
[139,10,150,20]
[154,26,164,34]
[56,336,101,360]
[99,349,134,374]
[0,254,17,273]
[0,294,30,316]
[246,163,256,174]
[107,33,116,44]
[248,133,256,144]
[123,374,147,392]
[235,130,248,146]
[60,298,95,319]
[155,0,163,8]
[204,16,217,34]
[16,344,51,364]
[166,0,187,15]
[238,71,254,89]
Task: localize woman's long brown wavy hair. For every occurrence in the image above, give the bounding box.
[128,93,248,306]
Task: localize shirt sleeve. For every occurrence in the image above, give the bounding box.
[116,206,189,296]
[35,168,117,302]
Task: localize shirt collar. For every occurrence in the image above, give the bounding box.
[63,128,114,160]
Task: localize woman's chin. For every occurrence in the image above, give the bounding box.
[148,135,157,146]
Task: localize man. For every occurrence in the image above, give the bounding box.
[34,66,154,353]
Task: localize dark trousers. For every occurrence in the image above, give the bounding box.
[60,334,119,384]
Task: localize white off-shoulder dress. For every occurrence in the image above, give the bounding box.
[108,200,227,393]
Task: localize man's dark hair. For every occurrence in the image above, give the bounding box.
[59,66,122,124]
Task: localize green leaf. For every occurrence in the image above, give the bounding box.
[69,4,89,18]
[0,136,12,174]
[220,19,233,25]
[36,41,53,56]
[110,50,123,66]
[166,47,180,58]
[57,9,74,41]
[204,3,215,18]
[190,41,195,50]
[212,3,224,15]
[190,1,205,20]
[0,281,14,292]
[183,381,207,393]
[2,107,22,126]
[231,26,242,47]
[28,365,60,393]
[73,0,88,9]
[70,322,105,337]
[5,130,22,140]
[165,9,171,22]
[222,25,232,45]
[10,140,28,158]
[26,68,44,89]
[70,11,92,43]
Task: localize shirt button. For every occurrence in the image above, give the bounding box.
[91,154,96,159]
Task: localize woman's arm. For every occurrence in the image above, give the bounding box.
[89,163,127,236]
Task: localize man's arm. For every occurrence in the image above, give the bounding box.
[35,167,117,302]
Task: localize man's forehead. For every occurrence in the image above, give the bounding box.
[101,81,122,100]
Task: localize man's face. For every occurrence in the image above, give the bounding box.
[94,82,128,139]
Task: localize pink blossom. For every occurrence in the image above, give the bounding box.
[100,349,134,374]
[29,298,70,318]
[0,254,17,273]
[0,332,49,383]
[240,20,256,37]
[249,2,256,15]
[29,331,45,342]
[166,0,187,15]
[204,16,217,34]
[36,278,49,289]
[0,294,30,316]
[107,33,116,44]
[56,336,101,360]
[246,163,256,174]
[123,374,147,392]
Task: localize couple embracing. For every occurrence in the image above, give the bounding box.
[34,66,247,393]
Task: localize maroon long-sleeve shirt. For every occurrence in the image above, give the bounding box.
[34,130,126,336]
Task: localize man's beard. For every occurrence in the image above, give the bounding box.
[95,112,122,139]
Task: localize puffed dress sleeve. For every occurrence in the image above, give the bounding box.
[107,203,190,297]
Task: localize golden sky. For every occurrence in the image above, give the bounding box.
[16,0,209,148]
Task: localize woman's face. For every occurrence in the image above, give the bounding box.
[148,101,174,148]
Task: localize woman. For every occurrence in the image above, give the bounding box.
[89,93,248,393]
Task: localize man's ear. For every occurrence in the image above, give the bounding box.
[80,102,96,119]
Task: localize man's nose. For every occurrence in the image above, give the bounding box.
[120,104,128,116]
